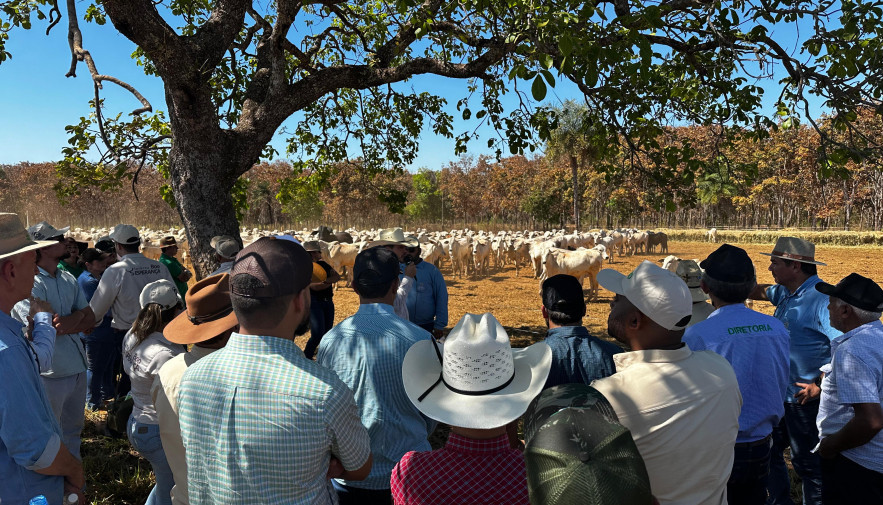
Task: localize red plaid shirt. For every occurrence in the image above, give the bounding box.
[390,433,529,505]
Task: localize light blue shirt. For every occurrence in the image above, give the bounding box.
[684,304,790,442]
[767,275,841,402]
[12,267,89,377]
[318,303,435,490]
[817,320,883,472]
[179,333,371,505]
[403,261,449,329]
[0,311,64,505]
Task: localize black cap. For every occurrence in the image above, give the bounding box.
[541,274,587,320]
[230,237,312,298]
[700,244,755,283]
[94,236,115,253]
[81,248,111,264]
[353,247,400,287]
[816,273,883,312]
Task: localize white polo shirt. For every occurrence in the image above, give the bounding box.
[592,345,742,505]
[90,253,175,330]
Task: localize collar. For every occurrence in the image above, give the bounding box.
[189,345,218,360]
[547,325,590,338]
[444,433,512,456]
[782,275,821,297]
[612,344,693,370]
[356,303,396,315]
[225,332,304,357]
[36,265,56,278]
[831,320,883,346]
[706,303,749,318]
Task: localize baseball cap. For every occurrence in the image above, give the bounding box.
[598,260,692,330]
[139,280,181,310]
[94,236,115,253]
[542,274,587,319]
[700,244,755,283]
[524,384,653,505]
[816,273,883,312]
[214,238,240,259]
[81,248,111,264]
[109,224,141,245]
[210,235,237,249]
[230,237,312,298]
[353,247,400,287]
[27,221,70,241]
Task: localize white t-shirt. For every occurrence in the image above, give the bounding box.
[123,330,185,424]
[90,253,175,330]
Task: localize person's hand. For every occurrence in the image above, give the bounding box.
[327,457,344,479]
[794,381,821,404]
[53,313,83,336]
[404,263,417,278]
[29,297,54,316]
[63,479,85,505]
[432,328,445,340]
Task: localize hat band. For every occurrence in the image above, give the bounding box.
[188,306,234,325]
[417,339,516,402]
[771,250,815,262]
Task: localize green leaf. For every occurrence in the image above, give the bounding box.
[531,76,547,101]
[539,53,553,70]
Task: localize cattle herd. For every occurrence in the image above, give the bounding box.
[67,226,683,299]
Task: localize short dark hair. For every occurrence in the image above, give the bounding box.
[353,247,400,299]
[702,273,756,303]
[546,309,582,326]
[781,258,817,276]
[354,276,397,299]
[230,274,295,324]
[541,274,586,325]
[118,241,140,254]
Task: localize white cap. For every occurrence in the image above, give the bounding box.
[598,260,693,330]
[109,224,140,245]
[139,280,180,310]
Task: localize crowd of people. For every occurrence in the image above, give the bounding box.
[1,211,881,505]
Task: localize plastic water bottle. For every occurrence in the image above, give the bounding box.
[28,496,49,505]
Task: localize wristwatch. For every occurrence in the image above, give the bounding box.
[814,375,823,388]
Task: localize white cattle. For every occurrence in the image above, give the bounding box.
[326,241,364,287]
[541,247,606,301]
[597,236,617,263]
[449,237,472,278]
[421,241,448,266]
[529,239,555,278]
[660,255,681,273]
[707,227,719,243]
[472,239,492,276]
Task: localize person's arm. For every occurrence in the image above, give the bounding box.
[433,267,448,334]
[88,270,118,327]
[818,403,883,458]
[29,309,57,373]
[34,442,85,503]
[324,263,341,284]
[54,282,96,335]
[327,385,373,481]
[749,283,772,301]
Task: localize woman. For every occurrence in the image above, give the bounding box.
[123,280,185,505]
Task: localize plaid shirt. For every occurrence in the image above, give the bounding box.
[178,333,371,505]
[390,433,529,505]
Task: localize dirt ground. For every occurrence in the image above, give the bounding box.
[294,240,883,350]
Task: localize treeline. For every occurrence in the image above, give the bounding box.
[3,110,883,231]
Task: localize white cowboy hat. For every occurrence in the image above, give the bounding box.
[402,313,551,429]
[0,213,57,260]
[369,227,419,248]
[759,236,826,266]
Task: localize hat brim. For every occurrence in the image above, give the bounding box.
[369,238,420,248]
[0,239,58,260]
[164,308,238,345]
[758,252,827,266]
[688,286,708,302]
[403,340,551,429]
[597,269,628,296]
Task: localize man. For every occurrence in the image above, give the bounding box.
[684,244,790,505]
[178,237,372,504]
[393,313,551,505]
[158,236,192,300]
[303,240,340,360]
[540,273,621,389]
[89,224,175,396]
[751,237,839,505]
[12,222,96,462]
[152,273,239,505]
[675,259,715,327]
[318,247,433,504]
[78,248,116,410]
[403,241,448,339]
[370,228,418,320]
[0,213,84,505]
[208,236,240,276]
[592,260,742,505]
[814,273,883,504]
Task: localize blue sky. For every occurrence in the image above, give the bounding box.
[0,10,824,172]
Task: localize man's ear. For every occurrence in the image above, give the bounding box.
[699,280,710,294]
[541,305,549,320]
[627,308,643,331]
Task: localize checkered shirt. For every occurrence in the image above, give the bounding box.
[390,433,529,505]
[178,333,371,505]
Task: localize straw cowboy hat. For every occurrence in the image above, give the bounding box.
[760,236,826,266]
[0,213,57,260]
[402,313,551,429]
[165,273,239,345]
[369,227,419,248]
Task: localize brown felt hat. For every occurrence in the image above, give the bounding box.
[165,273,238,345]
[159,236,177,248]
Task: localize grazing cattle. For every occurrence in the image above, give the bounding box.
[541,247,606,301]
[707,227,718,243]
[472,239,492,276]
[508,238,532,277]
[326,241,364,287]
[609,231,625,255]
[529,239,555,278]
[628,231,649,255]
[420,241,448,266]
[449,237,472,278]
[597,236,617,263]
[647,231,669,254]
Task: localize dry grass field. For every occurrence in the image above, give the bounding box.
[83,240,882,504]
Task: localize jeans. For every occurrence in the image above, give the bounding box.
[767,402,824,505]
[332,480,392,505]
[305,297,334,359]
[729,435,773,505]
[821,453,883,504]
[84,335,117,409]
[43,372,87,460]
[128,417,174,505]
[113,328,131,397]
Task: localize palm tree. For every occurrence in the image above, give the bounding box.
[546,100,597,230]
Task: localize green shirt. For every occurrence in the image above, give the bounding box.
[57,260,84,280]
[159,253,188,301]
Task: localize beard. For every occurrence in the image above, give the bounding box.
[58,251,71,262]
[293,313,310,337]
[607,314,626,344]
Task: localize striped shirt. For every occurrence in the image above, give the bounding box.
[178,333,371,505]
[317,303,434,490]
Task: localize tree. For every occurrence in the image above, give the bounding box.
[4,0,883,274]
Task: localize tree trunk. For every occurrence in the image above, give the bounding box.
[569,155,580,231]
